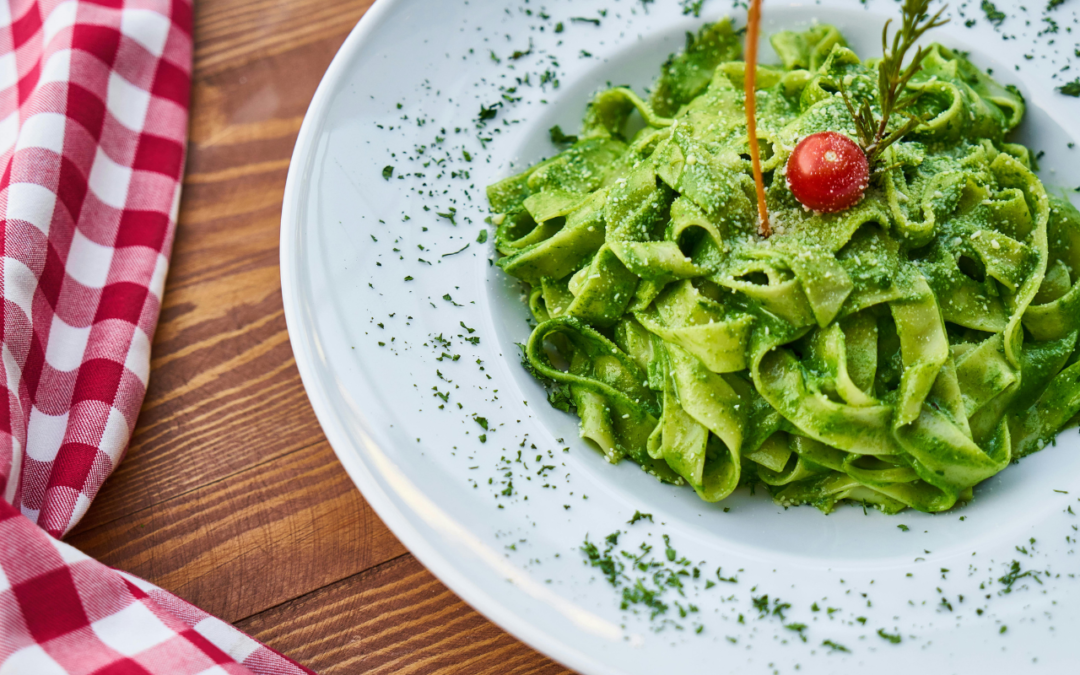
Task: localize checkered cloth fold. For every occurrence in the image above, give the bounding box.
[0,2,312,673]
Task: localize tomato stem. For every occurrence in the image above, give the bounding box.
[745,0,770,238]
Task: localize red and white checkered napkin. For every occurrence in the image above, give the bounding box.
[1,500,315,674]
[0,2,312,673]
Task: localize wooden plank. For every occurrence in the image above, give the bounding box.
[236,555,573,675]
[69,442,406,623]
[193,0,375,79]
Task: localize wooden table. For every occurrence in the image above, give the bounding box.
[66,2,572,672]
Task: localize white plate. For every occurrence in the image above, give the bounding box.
[281,1,1080,672]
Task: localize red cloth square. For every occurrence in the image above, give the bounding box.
[13,567,89,643]
[71,359,122,404]
[150,58,189,109]
[71,25,120,68]
[91,659,156,675]
[115,211,168,251]
[95,283,147,325]
[133,135,182,178]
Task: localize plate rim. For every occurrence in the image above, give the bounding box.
[278,1,614,673]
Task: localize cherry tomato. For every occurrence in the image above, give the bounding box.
[785,132,869,213]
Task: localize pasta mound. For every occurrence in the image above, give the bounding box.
[486,21,1080,514]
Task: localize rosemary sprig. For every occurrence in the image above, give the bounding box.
[839,0,949,165]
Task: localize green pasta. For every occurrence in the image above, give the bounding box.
[487,21,1080,514]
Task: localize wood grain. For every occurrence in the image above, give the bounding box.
[70,442,406,623]
[71,0,571,672]
[237,555,572,675]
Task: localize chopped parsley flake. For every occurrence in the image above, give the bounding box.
[784,623,808,642]
[510,39,533,60]
[680,0,707,17]
[998,560,1044,593]
[442,244,469,257]
[436,207,457,225]
[628,510,654,525]
[549,125,578,145]
[1058,78,1080,97]
[981,1,1006,26]
[822,639,851,653]
[877,628,902,644]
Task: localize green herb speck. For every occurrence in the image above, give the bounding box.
[981,0,1006,26]
[549,125,578,145]
[628,510,654,525]
[877,628,902,644]
[822,639,850,653]
[1058,78,1080,97]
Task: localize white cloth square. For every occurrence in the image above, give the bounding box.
[148,253,168,300]
[40,49,71,86]
[26,408,69,462]
[100,407,130,463]
[124,326,151,386]
[66,492,93,531]
[107,72,150,133]
[1,646,67,675]
[0,111,19,156]
[6,182,57,234]
[88,148,132,210]
[2,345,20,404]
[4,257,39,319]
[120,9,171,58]
[43,1,78,46]
[45,314,92,372]
[16,113,67,154]
[66,228,114,288]
[0,52,17,92]
[54,537,90,565]
[91,602,174,657]
[193,617,260,663]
